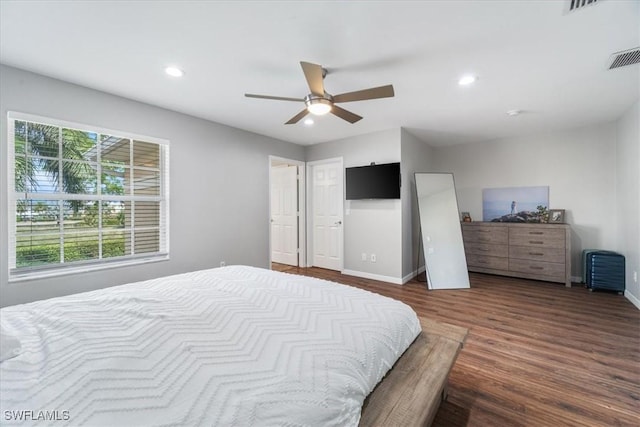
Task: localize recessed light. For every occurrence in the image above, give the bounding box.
[164,66,184,77]
[506,109,521,116]
[304,118,314,125]
[458,75,477,86]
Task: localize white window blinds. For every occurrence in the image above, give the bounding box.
[7,112,170,280]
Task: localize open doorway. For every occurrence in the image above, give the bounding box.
[269,156,306,269]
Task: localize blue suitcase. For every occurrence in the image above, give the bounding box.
[581,249,617,284]
[585,251,625,293]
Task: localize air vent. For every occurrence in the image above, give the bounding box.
[608,47,640,70]
[567,0,600,12]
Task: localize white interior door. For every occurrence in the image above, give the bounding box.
[310,159,343,271]
[271,165,298,266]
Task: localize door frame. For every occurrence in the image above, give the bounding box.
[268,156,306,268]
[306,157,344,271]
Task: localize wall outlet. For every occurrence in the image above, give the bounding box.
[370,254,377,263]
[220,261,226,267]
[361,253,367,261]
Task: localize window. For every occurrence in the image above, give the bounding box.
[7,112,169,280]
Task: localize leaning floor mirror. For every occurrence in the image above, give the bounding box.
[415,173,470,290]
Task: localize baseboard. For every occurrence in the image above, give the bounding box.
[401,266,426,284]
[624,290,640,310]
[342,269,404,285]
[571,275,582,284]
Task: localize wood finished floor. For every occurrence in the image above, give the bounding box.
[272,264,640,427]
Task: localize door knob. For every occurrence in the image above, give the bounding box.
[334,220,342,225]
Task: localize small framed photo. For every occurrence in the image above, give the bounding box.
[548,209,565,224]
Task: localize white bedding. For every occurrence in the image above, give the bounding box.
[0,266,421,426]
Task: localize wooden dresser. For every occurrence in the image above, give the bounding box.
[461,222,571,287]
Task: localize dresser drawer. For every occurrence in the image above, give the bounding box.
[509,246,566,263]
[461,223,571,286]
[509,227,565,249]
[509,259,565,280]
[463,226,508,244]
[466,253,508,270]
[465,242,508,257]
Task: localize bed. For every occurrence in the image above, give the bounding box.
[0,266,466,426]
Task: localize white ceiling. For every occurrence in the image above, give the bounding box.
[1,1,638,147]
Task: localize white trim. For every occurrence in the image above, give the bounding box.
[402,265,426,284]
[268,156,306,268]
[11,193,163,202]
[7,119,16,271]
[342,269,404,285]
[8,255,169,283]
[625,290,640,310]
[7,111,169,145]
[306,157,344,166]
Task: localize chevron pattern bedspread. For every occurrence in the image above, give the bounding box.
[0,266,421,426]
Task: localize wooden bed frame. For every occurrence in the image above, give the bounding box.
[360,317,468,426]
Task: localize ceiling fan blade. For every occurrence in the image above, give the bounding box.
[285,109,309,125]
[331,105,362,124]
[300,61,325,96]
[333,84,395,103]
[245,93,303,102]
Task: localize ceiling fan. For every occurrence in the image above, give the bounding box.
[245,61,395,124]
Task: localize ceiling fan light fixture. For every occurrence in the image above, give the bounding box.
[305,96,332,115]
[246,61,393,124]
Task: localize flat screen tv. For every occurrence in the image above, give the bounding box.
[345,162,401,200]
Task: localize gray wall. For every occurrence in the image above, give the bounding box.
[2,65,637,309]
[400,129,433,280]
[431,123,618,281]
[616,101,639,307]
[0,65,304,307]
[306,129,403,281]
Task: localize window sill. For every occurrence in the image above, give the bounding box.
[8,255,170,283]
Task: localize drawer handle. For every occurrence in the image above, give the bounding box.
[529,266,544,270]
[529,252,544,256]
[529,240,544,245]
[528,231,544,235]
